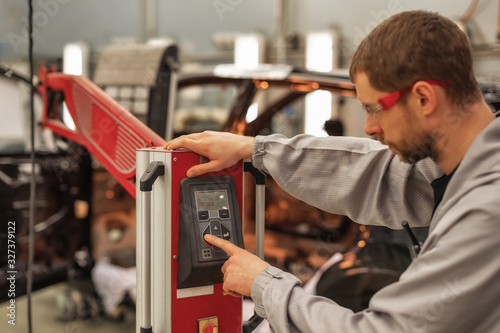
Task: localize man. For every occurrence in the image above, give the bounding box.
[165,11,500,332]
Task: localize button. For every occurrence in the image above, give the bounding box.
[198,211,209,221]
[207,221,223,252]
[202,248,212,259]
[221,224,231,241]
[219,209,229,219]
[199,318,218,333]
[210,221,222,236]
[202,225,211,248]
[203,322,217,333]
[198,316,218,333]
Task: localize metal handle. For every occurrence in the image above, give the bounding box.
[139,161,164,333]
[255,183,265,260]
[243,160,266,331]
[140,191,152,332]
[244,160,266,260]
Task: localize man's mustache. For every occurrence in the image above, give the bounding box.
[376,136,387,145]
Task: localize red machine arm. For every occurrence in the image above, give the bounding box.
[38,66,166,198]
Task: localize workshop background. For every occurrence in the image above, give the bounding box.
[1,1,500,332]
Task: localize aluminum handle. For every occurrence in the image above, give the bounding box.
[255,184,265,260]
[140,191,152,330]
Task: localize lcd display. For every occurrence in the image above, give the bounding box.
[195,190,229,211]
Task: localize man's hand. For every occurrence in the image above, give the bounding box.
[204,234,270,297]
[164,131,255,178]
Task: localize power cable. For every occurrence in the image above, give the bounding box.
[27,0,35,332]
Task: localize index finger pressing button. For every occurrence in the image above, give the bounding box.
[202,225,213,249]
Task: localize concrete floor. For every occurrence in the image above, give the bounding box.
[0,283,135,333]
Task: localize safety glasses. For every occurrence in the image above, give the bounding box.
[362,80,449,118]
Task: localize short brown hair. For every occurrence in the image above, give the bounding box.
[349,10,482,107]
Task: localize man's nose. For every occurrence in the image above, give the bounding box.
[364,116,383,137]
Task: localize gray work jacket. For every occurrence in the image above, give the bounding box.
[250,115,500,333]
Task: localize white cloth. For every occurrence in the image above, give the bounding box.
[91,261,136,313]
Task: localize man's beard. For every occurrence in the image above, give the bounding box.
[378,131,438,164]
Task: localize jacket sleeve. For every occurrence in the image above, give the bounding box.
[252,133,443,228]
[251,183,500,332]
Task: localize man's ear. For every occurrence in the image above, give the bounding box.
[412,81,437,116]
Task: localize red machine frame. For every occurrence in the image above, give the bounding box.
[38,66,166,198]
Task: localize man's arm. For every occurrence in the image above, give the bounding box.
[166,131,443,228]
[207,184,500,332]
[254,133,442,228]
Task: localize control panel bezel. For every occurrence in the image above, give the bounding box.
[177,176,244,289]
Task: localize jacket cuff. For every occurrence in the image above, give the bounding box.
[251,266,285,318]
[252,135,266,171]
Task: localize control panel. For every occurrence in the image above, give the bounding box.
[177,176,244,289]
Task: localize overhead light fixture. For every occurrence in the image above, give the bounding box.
[304,30,339,136]
[306,31,338,72]
[234,34,264,125]
[304,91,332,137]
[63,42,89,76]
[234,34,264,70]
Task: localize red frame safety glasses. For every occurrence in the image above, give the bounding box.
[362,80,449,118]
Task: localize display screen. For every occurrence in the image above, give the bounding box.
[195,190,229,211]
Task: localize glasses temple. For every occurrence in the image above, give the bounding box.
[378,81,448,110]
[378,91,402,110]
